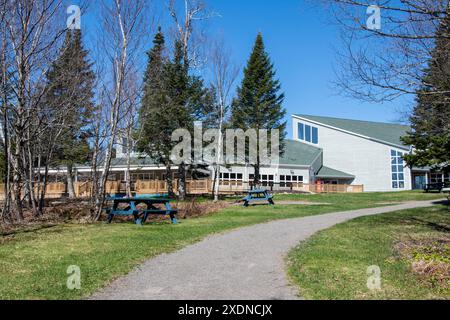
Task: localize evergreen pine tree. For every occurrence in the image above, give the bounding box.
[402,8,450,171]
[231,33,286,185]
[137,27,178,196]
[165,41,192,200]
[45,29,95,197]
[165,41,213,199]
[138,31,211,199]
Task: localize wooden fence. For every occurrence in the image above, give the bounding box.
[0,183,66,200]
[0,180,364,200]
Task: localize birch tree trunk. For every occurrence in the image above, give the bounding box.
[209,39,238,202]
[178,163,186,201]
[93,0,150,220]
[66,165,75,198]
[166,162,175,197]
[125,141,132,197]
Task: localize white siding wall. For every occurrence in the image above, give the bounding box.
[293,117,412,192]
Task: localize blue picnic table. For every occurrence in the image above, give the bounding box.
[242,189,275,207]
[105,195,178,225]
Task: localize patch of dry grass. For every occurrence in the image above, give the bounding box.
[396,236,450,290]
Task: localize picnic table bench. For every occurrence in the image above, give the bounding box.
[425,183,445,193]
[242,189,275,207]
[105,195,178,225]
[425,182,450,193]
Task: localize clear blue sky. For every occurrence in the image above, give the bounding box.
[81,0,412,138]
[206,0,411,137]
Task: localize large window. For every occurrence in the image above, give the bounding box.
[312,127,319,144]
[391,150,405,189]
[305,125,311,142]
[298,122,319,145]
[298,123,304,140]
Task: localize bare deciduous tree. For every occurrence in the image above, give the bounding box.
[209,38,239,202]
[323,0,450,102]
[168,0,217,67]
[0,0,67,221]
[92,0,152,220]
[119,69,142,197]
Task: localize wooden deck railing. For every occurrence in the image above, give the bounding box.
[310,184,364,193]
[218,181,246,194]
[0,180,364,200]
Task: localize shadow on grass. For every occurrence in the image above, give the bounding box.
[431,199,450,205]
[408,218,450,233]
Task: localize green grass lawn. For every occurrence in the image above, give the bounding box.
[0,191,445,300]
[274,190,446,203]
[287,204,449,300]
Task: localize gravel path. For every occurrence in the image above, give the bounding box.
[91,200,440,300]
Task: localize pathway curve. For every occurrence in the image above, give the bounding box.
[91,200,440,300]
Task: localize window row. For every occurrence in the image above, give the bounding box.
[220,173,243,181]
[280,175,304,187]
[249,174,274,187]
[249,174,275,182]
[280,175,304,182]
[430,173,450,183]
[298,123,319,144]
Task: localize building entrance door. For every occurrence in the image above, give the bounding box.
[413,174,426,190]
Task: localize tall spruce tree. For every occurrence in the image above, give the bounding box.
[231,33,286,185]
[402,8,450,171]
[165,41,213,199]
[45,29,95,197]
[137,28,179,196]
[138,31,209,199]
[165,41,192,200]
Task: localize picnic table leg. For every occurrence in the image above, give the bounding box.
[132,212,141,225]
[166,202,177,224]
[106,209,114,224]
[134,212,146,226]
[269,198,275,205]
[130,201,143,226]
[170,213,177,225]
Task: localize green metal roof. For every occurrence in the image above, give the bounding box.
[107,140,321,168]
[280,140,322,166]
[412,166,431,172]
[110,157,159,167]
[295,114,411,149]
[316,166,355,179]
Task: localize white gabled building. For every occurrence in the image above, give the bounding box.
[213,113,448,192]
[292,114,414,192]
[46,114,449,194]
